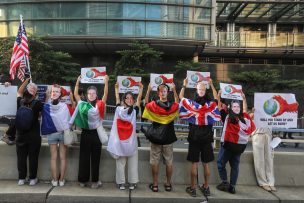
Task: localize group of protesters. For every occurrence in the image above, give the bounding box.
[0,73,279,197]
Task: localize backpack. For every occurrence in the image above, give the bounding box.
[15,100,37,132]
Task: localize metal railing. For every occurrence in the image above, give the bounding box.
[213,31,304,48]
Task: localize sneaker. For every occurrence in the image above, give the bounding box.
[51,180,58,187]
[269,186,277,192]
[118,184,126,190]
[18,179,25,186]
[129,183,137,190]
[199,185,210,196]
[261,185,271,192]
[91,181,102,189]
[59,180,65,187]
[29,178,38,186]
[216,182,229,192]
[79,182,86,187]
[228,185,236,194]
[186,186,196,197]
[1,135,14,145]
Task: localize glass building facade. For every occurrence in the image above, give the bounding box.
[0,0,215,42]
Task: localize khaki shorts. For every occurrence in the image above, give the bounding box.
[150,143,173,165]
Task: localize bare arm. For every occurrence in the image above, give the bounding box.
[115,82,120,105]
[136,82,144,107]
[101,75,109,104]
[17,78,30,97]
[217,90,222,110]
[74,75,81,103]
[209,79,218,100]
[242,91,248,113]
[179,78,187,100]
[144,83,152,105]
[69,90,76,108]
[171,83,179,103]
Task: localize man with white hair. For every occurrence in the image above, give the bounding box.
[15,78,43,186]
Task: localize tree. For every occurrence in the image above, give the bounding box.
[0,37,80,85]
[114,41,163,81]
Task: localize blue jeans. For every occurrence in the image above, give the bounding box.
[217,144,241,186]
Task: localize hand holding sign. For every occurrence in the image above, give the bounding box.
[81,67,106,84]
[150,73,174,91]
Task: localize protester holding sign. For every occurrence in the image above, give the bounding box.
[107,81,143,190]
[216,93,256,194]
[143,83,179,192]
[71,74,109,189]
[41,84,74,187]
[179,78,221,197]
[15,78,43,186]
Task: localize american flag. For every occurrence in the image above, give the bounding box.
[179,98,221,126]
[9,16,29,81]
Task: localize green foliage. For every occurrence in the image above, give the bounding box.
[230,69,304,96]
[114,41,163,80]
[0,37,80,85]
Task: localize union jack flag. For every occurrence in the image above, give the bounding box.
[9,16,29,81]
[179,98,221,126]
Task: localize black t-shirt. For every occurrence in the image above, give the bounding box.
[188,98,213,144]
[16,97,43,137]
[152,100,177,145]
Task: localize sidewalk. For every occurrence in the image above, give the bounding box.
[0,181,303,203]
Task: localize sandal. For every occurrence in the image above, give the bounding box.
[164,183,172,192]
[149,183,158,192]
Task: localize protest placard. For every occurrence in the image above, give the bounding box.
[117,76,141,94]
[81,67,106,84]
[220,83,243,100]
[150,73,174,91]
[0,85,17,116]
[186,71,210,89]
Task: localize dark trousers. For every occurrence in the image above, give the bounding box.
[217,144,241,186]
[16,135,41,179]
[6,124,16,141]
[78,129,102,183]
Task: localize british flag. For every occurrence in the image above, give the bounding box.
[179,98,221,126]
[9,16,29,81]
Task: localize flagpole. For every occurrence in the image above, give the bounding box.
[20,14,32,83]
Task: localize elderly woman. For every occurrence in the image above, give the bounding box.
[15,78,43,186]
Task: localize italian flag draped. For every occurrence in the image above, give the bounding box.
[69,100,105,129]
[107,106,137,157]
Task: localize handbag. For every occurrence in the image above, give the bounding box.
[64,129,75,146]
[145,123,168,145]
[223,141,247,154]
[97,125,108,144]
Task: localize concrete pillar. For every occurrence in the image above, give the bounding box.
[226,22,235,46]
[268,23,277,46]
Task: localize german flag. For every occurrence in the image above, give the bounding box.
[142,101,179,124]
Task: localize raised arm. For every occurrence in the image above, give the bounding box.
[171,83,179,103]
[217,90,222,110]
[242,91,248,113]
[209,79,218,100]
[69,90,76,108]
[144,83,152,105]
[136,82,144,107]
[179,78,187,100]
[115,82,120,105]
[17,78,30,97]
[101,75,109,104]
[74,75,81,103]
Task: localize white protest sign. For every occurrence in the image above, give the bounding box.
[186,71,210,89]
[220,83,243,100]
[117,76,141,94]
[150,73,174,91]
[254,93,298,128]
[81,67,106,84]
[37,85,71,104]
[0,85,17,116]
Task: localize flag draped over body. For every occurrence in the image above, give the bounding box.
[69,100,105,129]
[107,106,137,157]
[10,15,30,82]
[179,98,221,125]
[142,101,179,124]
[41,102,71,135]
[221,113,256,144]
